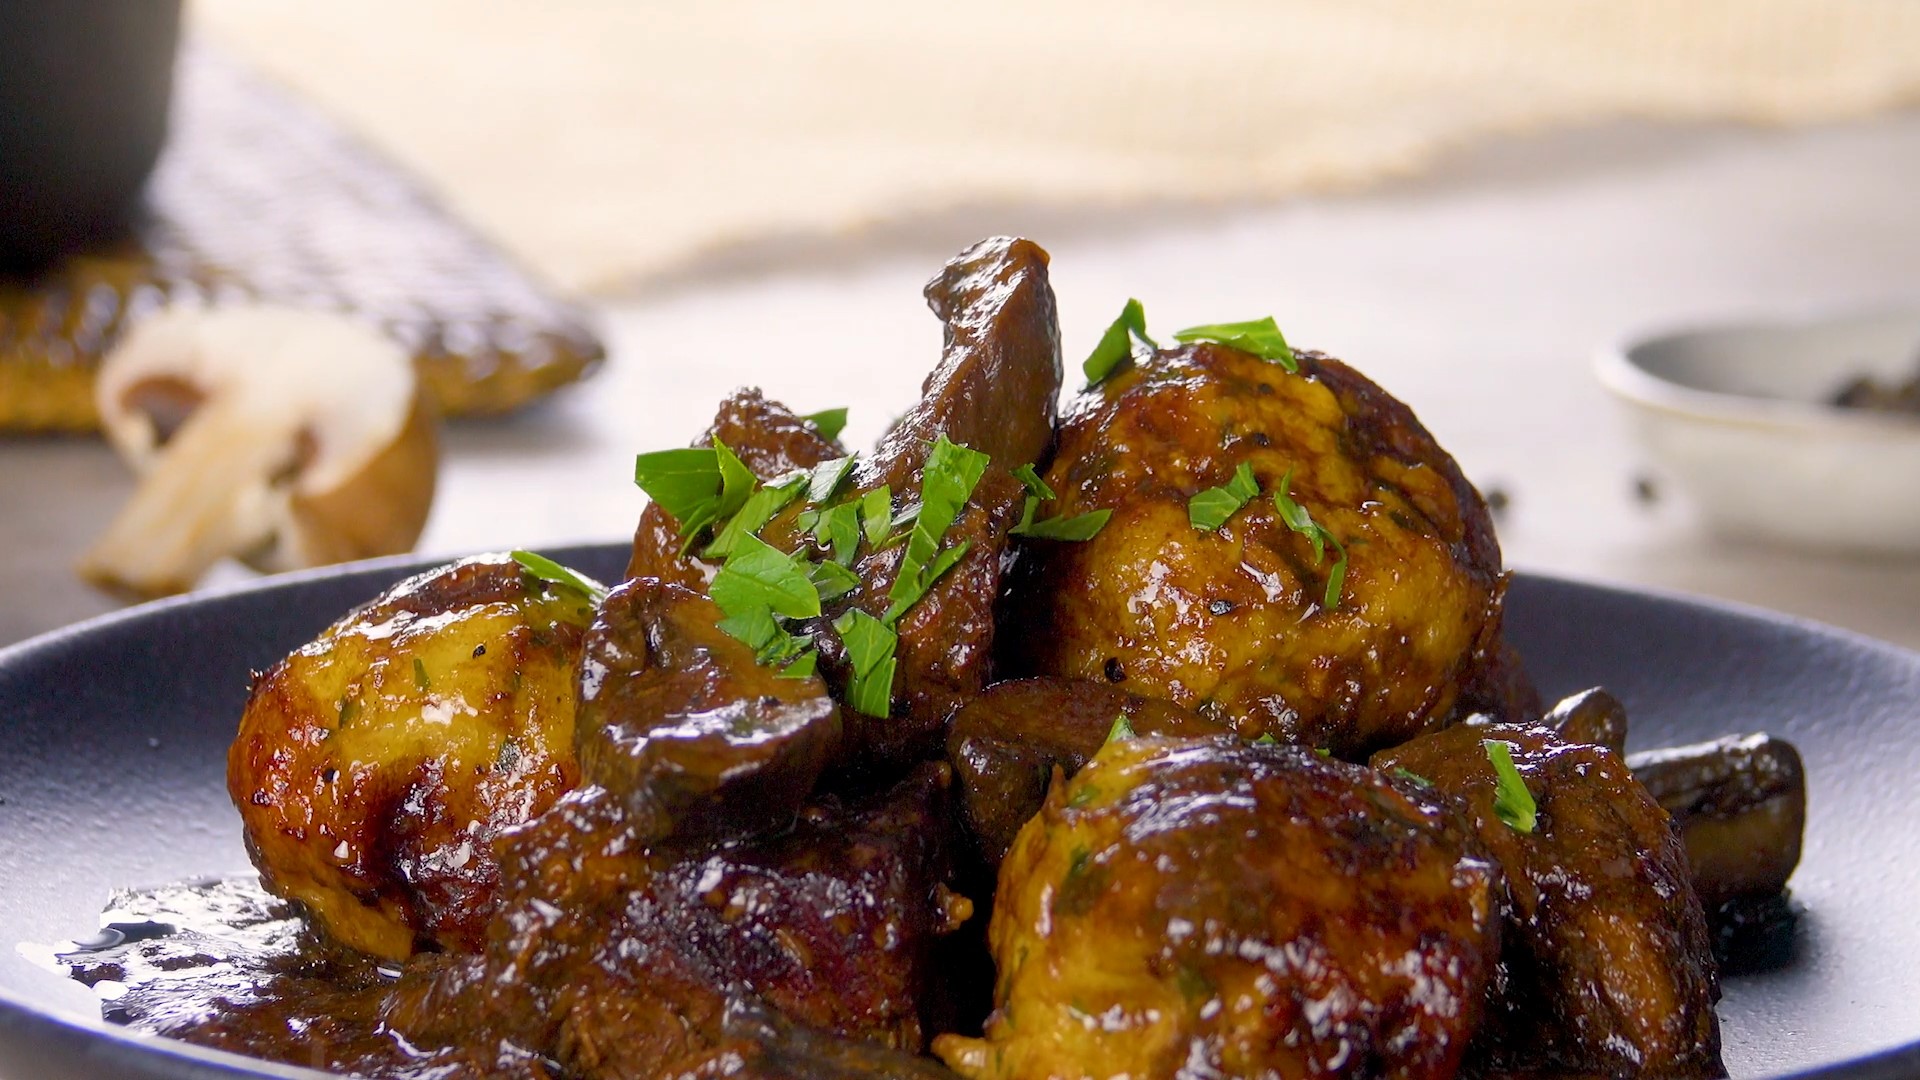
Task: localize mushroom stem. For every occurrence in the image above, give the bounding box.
[78,395,292,597]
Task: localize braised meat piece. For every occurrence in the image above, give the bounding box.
[1004,343,1526,759]
[626,388,847,588]
[388,764,967,1078]
[937,735,1503,1080]
[861,236,1061,485]
[1629,733,1806,911]
[944,677,1228,866]
[575,578,842,841]
[1375,724,1725,1078]
[1541,686,1629,756]
[229,554,589,959]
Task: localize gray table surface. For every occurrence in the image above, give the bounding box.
[5,115,1920,652]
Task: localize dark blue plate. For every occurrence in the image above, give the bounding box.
[2,545,1918,1079]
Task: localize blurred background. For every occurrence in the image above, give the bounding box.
[5,0,1920,646]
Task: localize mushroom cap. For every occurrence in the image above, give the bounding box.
[81,305,439,596]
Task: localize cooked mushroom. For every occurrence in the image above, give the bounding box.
[79,305,438,596]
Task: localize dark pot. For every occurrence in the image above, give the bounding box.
[0,0,183,271]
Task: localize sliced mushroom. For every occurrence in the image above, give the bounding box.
[79,306,438,596]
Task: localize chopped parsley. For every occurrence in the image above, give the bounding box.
[1105,712,1137,745]
[1083,298,1157,385]
[834,609,898,718]
[1272,468,1349,610]
[702,472,808,559]
[510,549,610,604]
[810,501,862,565]
[802,407,849,442]
[1484,739,1538,834]
[806,456,856,505]
[860,486,893,546]
[885,437,989,623]
[776,650,819,680]
[1391,766,1432,788]
[1009,461,1111,542]
[710,533,821,623]
[1172,317,1297,372]
[1187,462,1261,531]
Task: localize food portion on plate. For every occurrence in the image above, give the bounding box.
[55,238,1807,1079]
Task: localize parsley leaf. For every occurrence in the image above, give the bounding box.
[1011,508,1112,541]
[802,407,849,442]
[1272,468,1350,610]
[1013,463,1056,500]
[1391,766,1432,788]
[1188,462,1260,531]
[834,609,898,718]
[703,472,808,559]
[807,456,856,505]
[1105,712,1137,745]
[1084,298,1157,385]
[885,437,989,623]
[807,558,861,603]
[812,501,862,565]
[860,486,893,546]
[632,447,721,526]
[1172,317,1297,372]
[713,438,757,521]
[1252,733,1278,746]
[777,650,819,680]
[1009,461,1110,542]
[1483,739,1538,833]
[710,534,821,621]
[510,550,610,604]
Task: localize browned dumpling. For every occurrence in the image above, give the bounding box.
[228,554,590,959]
[1375,724,1725,1078]
[937,734,1503,1080]
[1004,343,1524,758]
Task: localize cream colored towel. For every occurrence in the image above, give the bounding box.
[195,1,1920,294]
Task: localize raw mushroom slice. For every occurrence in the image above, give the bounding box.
[79,306,438,596]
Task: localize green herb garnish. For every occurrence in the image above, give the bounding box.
[710,534,821,622]
[1272,468,1350,610]
[807,558,861,602]
[510,549,611,604]
[1187,462,1260,531]
[802,407,849,442]
[777,650,819,680]
[1012,507,1112,542]
[1484,739,1538,834]
[885,437,989,623]
[1391,767,1432,788]
[1251,733,1278,746]
[1009,461,1111,541]
[632,446,721,525]
[1084,298,1157,385]
[1172,317,1297,372]
[860,486,893,546]
[806,456,856,505]
[1105,712,1137,745]
[834,608,898,718]
[811,501,862,565]
[703,472,808,559]
[412,658,431,692]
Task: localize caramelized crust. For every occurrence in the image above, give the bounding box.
[1376,724,1725,1078]
[228,554,588,959]
[1006,343,1519,757]
[940,735,1502,1080]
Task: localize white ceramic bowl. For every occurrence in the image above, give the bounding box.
[1596,308,1920,555]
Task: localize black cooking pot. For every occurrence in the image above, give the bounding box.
[0,0,183,271]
